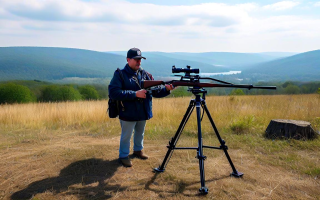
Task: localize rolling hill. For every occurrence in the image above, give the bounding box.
[0,47,317,82]
[0,47,227,81]
[242,50,320,81]
[108,51,297,70]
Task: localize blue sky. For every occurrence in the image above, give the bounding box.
[0,0,320,53]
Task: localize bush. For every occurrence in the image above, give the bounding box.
[78,85,100,100]
[170,86,190,97]
[318,88,320,94]
[229,116,255,134]
[229,89,245,95]
[40,85,82,102]
[285,85,300,94]
[0,83,36,104]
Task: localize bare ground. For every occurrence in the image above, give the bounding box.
[1,130,319,200]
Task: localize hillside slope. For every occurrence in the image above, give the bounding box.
[243,50,320,81]
[0,47,227,80]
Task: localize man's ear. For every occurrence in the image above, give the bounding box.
[126,58,130,62]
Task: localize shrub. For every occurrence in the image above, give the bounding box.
[0,83,36,104]
[78,85,100,100]
[229,89,245,96]
[170,86,190,97]
[40,85,82,102]
[229,115,255,134]
[285,85,300,94]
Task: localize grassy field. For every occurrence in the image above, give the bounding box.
[0,94,319,199]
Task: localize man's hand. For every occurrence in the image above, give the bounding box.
[136,89,147,98]
[165,84,174,91]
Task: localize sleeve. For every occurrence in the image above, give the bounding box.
[152,86,171,98]
[143,70,171,98]
[108,71,137,101]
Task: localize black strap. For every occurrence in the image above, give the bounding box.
[117,68,125,84]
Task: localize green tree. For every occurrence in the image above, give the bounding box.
[284,85,300,94]
[229,89,245,95]
[78,85,100,100]
[170,87,190,97]
[40,85,82,102]
[318,88,320,94]
[0,83,36,104]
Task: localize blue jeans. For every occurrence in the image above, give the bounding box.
[119,119,147,158]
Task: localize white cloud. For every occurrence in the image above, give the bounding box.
[314,2,320,7]
[0,0,252,27]
[263,1,300,11]
[0,0,319,52]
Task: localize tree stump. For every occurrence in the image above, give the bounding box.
[265,119,318,140]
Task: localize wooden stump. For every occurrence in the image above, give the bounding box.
[265,119,318,140]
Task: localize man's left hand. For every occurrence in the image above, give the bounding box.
[165,84,174,91]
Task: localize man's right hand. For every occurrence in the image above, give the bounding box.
[136,89,147,98]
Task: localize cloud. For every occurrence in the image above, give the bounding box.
[0,0,252,27]
[314,2,320,7]
[0,0,319,52]
[263,1,300,11]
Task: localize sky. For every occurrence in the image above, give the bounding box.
[0,0,320,53]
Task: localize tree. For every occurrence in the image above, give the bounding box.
[284,85,300,94]
[40,85,82,102]
[0,83,36,104]
[229,89,245,95]
[78,85,100,100]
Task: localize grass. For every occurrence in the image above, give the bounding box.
[0,94,319,199]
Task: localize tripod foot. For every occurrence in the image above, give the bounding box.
[199,187,208,195]
[153,167,165,173]
[231,171,244,178]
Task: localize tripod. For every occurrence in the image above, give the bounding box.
[153,88,243,194]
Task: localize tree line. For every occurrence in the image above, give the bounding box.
[0,80,319,104]
[0,81,106,104]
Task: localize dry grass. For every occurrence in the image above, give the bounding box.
[0,94,319,199]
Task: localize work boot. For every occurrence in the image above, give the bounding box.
[133,150,149,160]
[119,157,132,167]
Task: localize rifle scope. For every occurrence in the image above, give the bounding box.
[172,65,199,74]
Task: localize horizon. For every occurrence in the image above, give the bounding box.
[1,0,320,53]
[0,46,307,54]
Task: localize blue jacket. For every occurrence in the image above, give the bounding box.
[108,64,170,121]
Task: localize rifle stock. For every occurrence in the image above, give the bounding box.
[143,80,276,90]
[143,80,164,89]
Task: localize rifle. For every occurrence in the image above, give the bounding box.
[143,66,276,91]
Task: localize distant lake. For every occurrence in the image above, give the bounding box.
[200,71,241,76]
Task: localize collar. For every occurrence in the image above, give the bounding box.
[124,64,141,76]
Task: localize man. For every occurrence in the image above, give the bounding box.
[108,48,174,167]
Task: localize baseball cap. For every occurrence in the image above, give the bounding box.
[127,48,146,59]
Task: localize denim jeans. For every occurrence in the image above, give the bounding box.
[119,119,147,158]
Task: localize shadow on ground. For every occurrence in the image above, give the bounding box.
[11,158,123,200]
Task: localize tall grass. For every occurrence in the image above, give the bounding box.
[1,94,319,134]
[1,94,319,199]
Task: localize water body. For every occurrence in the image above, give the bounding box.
[200,71,241,76]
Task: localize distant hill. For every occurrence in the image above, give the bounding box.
[108,51,297,70]
[0,47,315,82]
[242,50,320,81]
[0,47,125,80]
[0,47,226,81]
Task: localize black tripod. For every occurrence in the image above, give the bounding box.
[153,88,243,194]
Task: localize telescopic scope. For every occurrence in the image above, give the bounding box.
[172,65,200,74]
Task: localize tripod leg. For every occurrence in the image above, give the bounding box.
[196,97,208,194]
[154,100,195,172]
[201,101,244,178]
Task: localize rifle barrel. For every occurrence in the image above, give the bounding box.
[143,80,276,90]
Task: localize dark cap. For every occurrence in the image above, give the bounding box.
[127,48,146,59]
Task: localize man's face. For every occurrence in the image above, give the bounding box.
[127,58,142,71]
